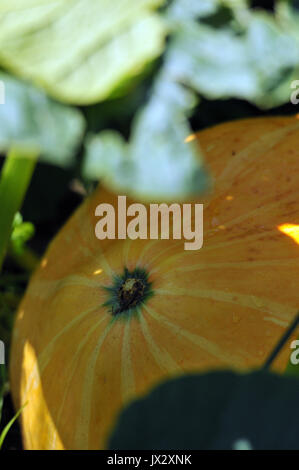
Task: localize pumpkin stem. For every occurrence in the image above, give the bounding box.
[103,267,153,317]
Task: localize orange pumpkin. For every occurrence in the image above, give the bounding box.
[10,116,299,450]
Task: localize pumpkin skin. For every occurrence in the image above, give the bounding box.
[10,116,299,450]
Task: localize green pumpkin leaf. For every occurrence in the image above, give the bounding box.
[82,26,213,201]
[166,0,218,21]
[166,10,299,109]
[0,0,166,105]
[0,72,84,167]
[83,73,211,201]
[109,371,299,450]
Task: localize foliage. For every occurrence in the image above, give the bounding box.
[109,370,299,450]
[83,77,211,200]
[0,72,84,167]
[83,0,299,199]
[0,0,166,105]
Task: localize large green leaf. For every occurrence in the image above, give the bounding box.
[82,0,214,201]
[0,73,84,166]
[0,0,166,105]
[109,371,299,450]
[166,9,299,108]
[277,2,299,42]
[83,72,211,201]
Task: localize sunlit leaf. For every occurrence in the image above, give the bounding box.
[0,73,84,166]
[0,0,166,105]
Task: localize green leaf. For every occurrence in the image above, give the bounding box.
[277,2,299,43]
[109,370,299,450]
[167,0,218,21]
[83,77,211,201]
[0,72,84,167]
[0,0,167,105]
[83,47,211,201]
[165,10,299,108]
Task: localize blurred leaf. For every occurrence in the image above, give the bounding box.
[82,5,215,202]
[166,9,299,108]
[167,0,218,20]
[83,1,299,200]
[277,2,299,42]
[166,22,258,99]
[83,73,211,201]
[0,0,166,105]
[109,370,299,450]
[0,73,84,167]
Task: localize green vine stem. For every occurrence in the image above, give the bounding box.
[0,147,38,273]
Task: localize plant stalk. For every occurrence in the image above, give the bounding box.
[0,147,38,272]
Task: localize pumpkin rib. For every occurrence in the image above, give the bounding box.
[74,321,113,450]
[215,122,299,183]
[138,310,181,373]
[155,287,294,321]
[205,196,296,235]
[55,314,107,429]
[162,258,299,274]
[24,305,108,401]
[143,304,246,367]
[121,317,135,402]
